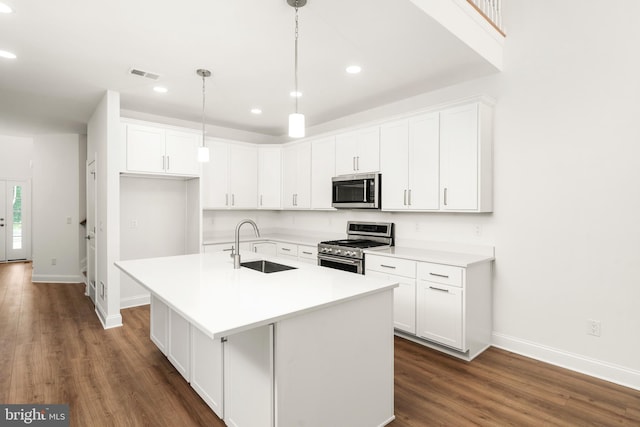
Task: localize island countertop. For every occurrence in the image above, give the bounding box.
[115,251,398,339]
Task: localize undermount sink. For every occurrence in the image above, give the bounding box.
[241,260,297,274]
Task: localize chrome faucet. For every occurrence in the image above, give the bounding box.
[232,219,260,269]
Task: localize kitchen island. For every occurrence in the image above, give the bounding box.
[116,251,398,427]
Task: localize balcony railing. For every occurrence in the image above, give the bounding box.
[467,0,505,35]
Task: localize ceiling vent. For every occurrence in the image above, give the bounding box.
[129,68,160,80]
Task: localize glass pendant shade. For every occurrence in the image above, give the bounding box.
[288,113,305,138]
[197,145,210,163]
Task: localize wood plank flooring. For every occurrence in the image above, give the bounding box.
[1,262,639,426]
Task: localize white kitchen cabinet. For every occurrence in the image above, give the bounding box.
[202,139,258,209]
[168,308,191,381]
[439,102,493,212]
[203,242,252,254]
[282,141,311,209]
[365,254,417,334]
[252,241,277,256]
[223,325,273,427]
[150,295,169,355]
[191,327,224,419]
[125,124,199,176]
[276,242,298,261]
[258,146,282,209]
[380,114,439,211]
[335,126,380,175]
[297,245,318,264]
[311,137,336,209]
[416,281,463,350]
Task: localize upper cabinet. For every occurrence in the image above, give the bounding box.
[439,102,493,212]
[310,137,336,210]
[282,141,311,209]
[380,100,493,213]
[380,113,440,211]
[335,126,380,175]
[202,139,258,209]
[257,145,282,209]
[125,124,200,176]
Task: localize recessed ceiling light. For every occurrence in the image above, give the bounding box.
[250,108,262,115]
[153,86,168,93]
[0,2,13,13]
[0,50,16,59]
[346,65,362,74]
[290,91,302,98]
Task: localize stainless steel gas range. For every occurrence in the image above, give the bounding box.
[317,221,394,274]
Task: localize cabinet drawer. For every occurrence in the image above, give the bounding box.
[366,254,416,278]
[277,242,298,258]
[417,262,463,287]
[297,245,318,260]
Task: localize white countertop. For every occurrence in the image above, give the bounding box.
[364,246,494,267]
[115,251,397,339]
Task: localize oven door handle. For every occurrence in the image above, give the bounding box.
[318,254,361,265]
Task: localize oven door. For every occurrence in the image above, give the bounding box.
[318,254,363,274]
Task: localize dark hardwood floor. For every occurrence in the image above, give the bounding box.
[1,262,639,426]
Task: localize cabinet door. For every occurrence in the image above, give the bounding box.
[416,281,463,350]
[223,325,273,427]
[258,146,282,209]
[168,309,191,381]
[367,270,416,334]
[165,130,200,176]
[126,125,165,173]
[252,241,277,256]
[150,295,168,355]
[356,126,380,173]
[440,103,479,211]
[294,142,312,208]
[202,140,230,208]
[380,120,409,210]
[297,245,318,264]
[408,112,440,210]
[334,132,358,175]
[229,144,258,209]
[191,327,224,418]
[282,145,298,209]
[311,137,336,209]
[276,242,298,260]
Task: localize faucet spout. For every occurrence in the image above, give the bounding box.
[233,219,261,269]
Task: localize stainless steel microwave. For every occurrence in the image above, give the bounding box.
[331,173,381,209]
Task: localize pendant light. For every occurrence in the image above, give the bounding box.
[197,68,212,162]
[288,0,306,138]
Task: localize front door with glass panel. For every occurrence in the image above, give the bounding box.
[1,180,30,261]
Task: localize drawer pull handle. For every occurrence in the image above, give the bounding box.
[380,264,396,269]
[429,272,449,278]
[302,251,312,255]
[281,248,291,252]
[222,248,233,252]
[429,286,449,293]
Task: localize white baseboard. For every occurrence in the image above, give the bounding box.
[492,332,640,391]
[95,305,123,329]
[32,274,84,283]
[120,294,150,309]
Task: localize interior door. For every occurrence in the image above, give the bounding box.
[0,183,6,261]
[4,180,30,261]
[86,160,97,303]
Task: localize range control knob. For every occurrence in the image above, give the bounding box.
[335,249,342,255]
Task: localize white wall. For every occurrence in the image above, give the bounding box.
[203,0,640,389]
[88,90,122,328]
[0,135,33,179]
[119,176,191,308]
[31,135,82,282]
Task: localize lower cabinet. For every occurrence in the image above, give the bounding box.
[252,241,278,256]
[150,295,168,355]
[365,253,492,360]
[191,327,224,419]
[365,254,416,335]
[168,308,191,381]
[296,245,318,264]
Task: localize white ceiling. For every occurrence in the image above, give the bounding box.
[0,0,499,137]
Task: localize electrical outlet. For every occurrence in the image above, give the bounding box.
[475,225,482,236]
[587,319,601,337]
[51,258,57,266]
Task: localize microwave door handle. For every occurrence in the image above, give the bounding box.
[363,180,367,202]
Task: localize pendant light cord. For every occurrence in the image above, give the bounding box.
[201,73,206,147]
[294,1,299,114]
